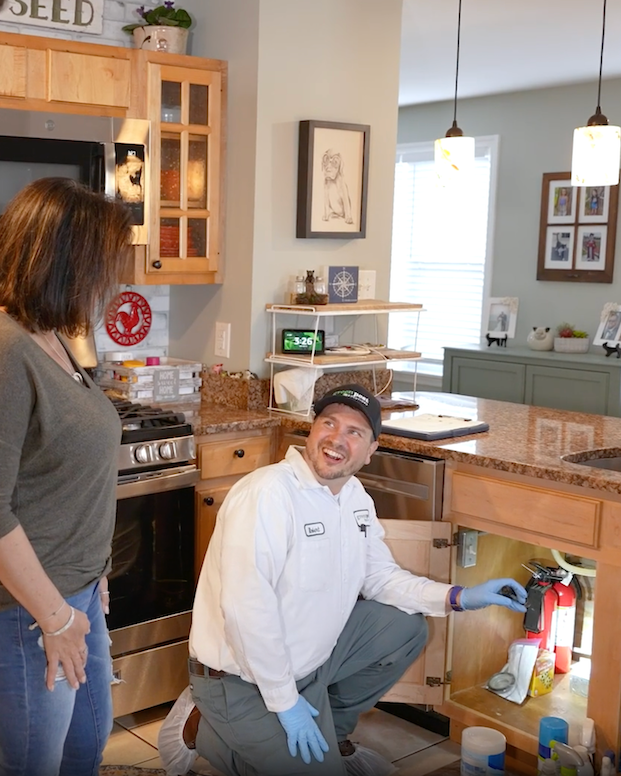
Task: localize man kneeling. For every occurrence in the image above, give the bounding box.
[159,385,526,776]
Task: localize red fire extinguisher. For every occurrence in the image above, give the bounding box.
[524,580,558,653]
[553,579,577,674]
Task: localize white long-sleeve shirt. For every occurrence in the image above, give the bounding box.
[189,446,452,713]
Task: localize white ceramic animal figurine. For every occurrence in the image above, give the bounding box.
[527,326,554,351]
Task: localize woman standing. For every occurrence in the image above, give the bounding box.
[0,178,133,776]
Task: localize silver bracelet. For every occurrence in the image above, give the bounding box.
[28,600,68,631]
[42,606,75,636]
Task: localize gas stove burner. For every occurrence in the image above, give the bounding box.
[110,399,187,427]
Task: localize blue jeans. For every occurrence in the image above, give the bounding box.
[0,581,114,776]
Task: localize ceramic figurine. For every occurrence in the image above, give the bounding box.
[527,326,554,351]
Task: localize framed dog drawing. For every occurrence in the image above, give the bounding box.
[296,120,370,239]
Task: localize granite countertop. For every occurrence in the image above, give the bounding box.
[185,392,621,495]
[280,392,621,495]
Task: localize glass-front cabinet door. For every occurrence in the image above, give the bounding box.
[148,63,221,281]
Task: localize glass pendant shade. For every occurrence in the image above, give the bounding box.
[435,135,475,185]
[571,123,621,186]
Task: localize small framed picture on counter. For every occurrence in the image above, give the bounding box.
[537,171,619,283]
[483,296,518,338]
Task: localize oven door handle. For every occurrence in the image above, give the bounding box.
[357,476,429,501]
[117,467,199,500]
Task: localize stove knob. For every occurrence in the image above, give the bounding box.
[159,441,176,460]
[134,444,150,464]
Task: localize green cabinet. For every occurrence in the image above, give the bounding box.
[443,346,621,416]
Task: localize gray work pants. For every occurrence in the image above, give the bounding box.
[189,600,428,776]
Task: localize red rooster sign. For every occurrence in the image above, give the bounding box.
[105,291,152,347]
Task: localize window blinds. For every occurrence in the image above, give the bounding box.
[389,137,497,376]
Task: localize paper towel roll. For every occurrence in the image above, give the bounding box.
[273,368,323,412]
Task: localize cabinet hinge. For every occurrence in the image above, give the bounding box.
[433,537,457,549]
[426,671,452,687]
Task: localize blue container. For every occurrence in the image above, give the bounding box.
[538,717,569,761]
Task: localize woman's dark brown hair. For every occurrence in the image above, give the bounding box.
[0,177,134,335]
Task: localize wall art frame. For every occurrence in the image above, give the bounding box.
[296,120,370,239]
[536,171,619,283]
[483,296,519,338]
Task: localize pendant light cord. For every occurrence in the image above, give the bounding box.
[452,0,463,126]
[596,0,607,112]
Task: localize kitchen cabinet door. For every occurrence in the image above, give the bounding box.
[47,51,131,109]
[0,44,26,98]
[195,485,230,577]
[525,364,610,414]
[449,357,525,404]
[141,62,223,284]
[378,519,451,706]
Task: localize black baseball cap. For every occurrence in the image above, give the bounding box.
[313,384,382,440]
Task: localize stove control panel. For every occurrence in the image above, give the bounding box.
[118,436,195,473]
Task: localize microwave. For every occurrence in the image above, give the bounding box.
[0,108,150,244]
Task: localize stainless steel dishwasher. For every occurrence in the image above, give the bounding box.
[280,431,445,521]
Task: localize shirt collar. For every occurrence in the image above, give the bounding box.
[284,446,356,497]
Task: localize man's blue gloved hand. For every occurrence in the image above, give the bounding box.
[276,696,330,764]
[460,578,527,613]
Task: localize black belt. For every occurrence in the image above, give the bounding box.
[189,657,231,679]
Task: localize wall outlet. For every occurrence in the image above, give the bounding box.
[456,529,478,567]
[214,321,231,358]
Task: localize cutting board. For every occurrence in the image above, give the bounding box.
[381,413,489,441]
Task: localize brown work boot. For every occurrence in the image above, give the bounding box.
[182,705,200,749]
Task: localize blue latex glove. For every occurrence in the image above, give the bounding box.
[460,578,527,613]
[276,696,329,764]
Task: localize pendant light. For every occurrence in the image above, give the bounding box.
[434,0,474,184]
[571,0,620,187]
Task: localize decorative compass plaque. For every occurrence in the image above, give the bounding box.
[328,266,359,304]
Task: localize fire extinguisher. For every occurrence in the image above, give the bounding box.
[524,578,558,653]
[552,575,581,674]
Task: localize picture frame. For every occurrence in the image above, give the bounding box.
[537,171,619,283]
[327,265,359,303]
[483,296,518,338]
[296,120,370,239]
[594,302,621,345]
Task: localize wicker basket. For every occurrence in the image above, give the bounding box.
[553,337,590,353]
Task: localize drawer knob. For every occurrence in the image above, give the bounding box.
[152,260,162,269]
[203,496,214,506]
[234,449,245,458]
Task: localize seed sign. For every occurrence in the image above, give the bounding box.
[0,0,104,35]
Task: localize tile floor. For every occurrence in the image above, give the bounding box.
[104,703,461,775]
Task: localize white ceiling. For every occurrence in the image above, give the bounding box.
[399,0,621,107]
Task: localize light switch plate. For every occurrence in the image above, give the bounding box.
[214,321,231,358]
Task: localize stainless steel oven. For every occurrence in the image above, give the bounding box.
[107,401,198,717]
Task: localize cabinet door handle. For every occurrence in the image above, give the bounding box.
[152,260,162,269]
[234,449,245,458]
[203,496,214,506]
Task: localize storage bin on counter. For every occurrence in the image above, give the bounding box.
[97,358,202,404]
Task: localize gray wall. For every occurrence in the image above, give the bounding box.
[398,79,621,348]
[169,0,403,375]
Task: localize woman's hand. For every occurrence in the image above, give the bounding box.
[99,576,110,615]
[42,607,91,691]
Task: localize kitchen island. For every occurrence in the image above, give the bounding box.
[194,392,621,771]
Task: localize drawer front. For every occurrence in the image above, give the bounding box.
[525,364,609,415]
[450,472,600,547]
[0,45,26,98]
[48,51,130,107]
[199,435,272,480]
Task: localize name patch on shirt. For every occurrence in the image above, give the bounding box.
[304,522,325,537]
[354,510,371,527]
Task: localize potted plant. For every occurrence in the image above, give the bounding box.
[553,322,590,353]
[122,2,192,54]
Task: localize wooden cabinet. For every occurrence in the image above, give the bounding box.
[443,346,621,415]
[194,429,275,574]
[441,460,619,772]
[0,32,133,113]
[0,31,227,286]
[47,50,131,108]
[129,58,223,284]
